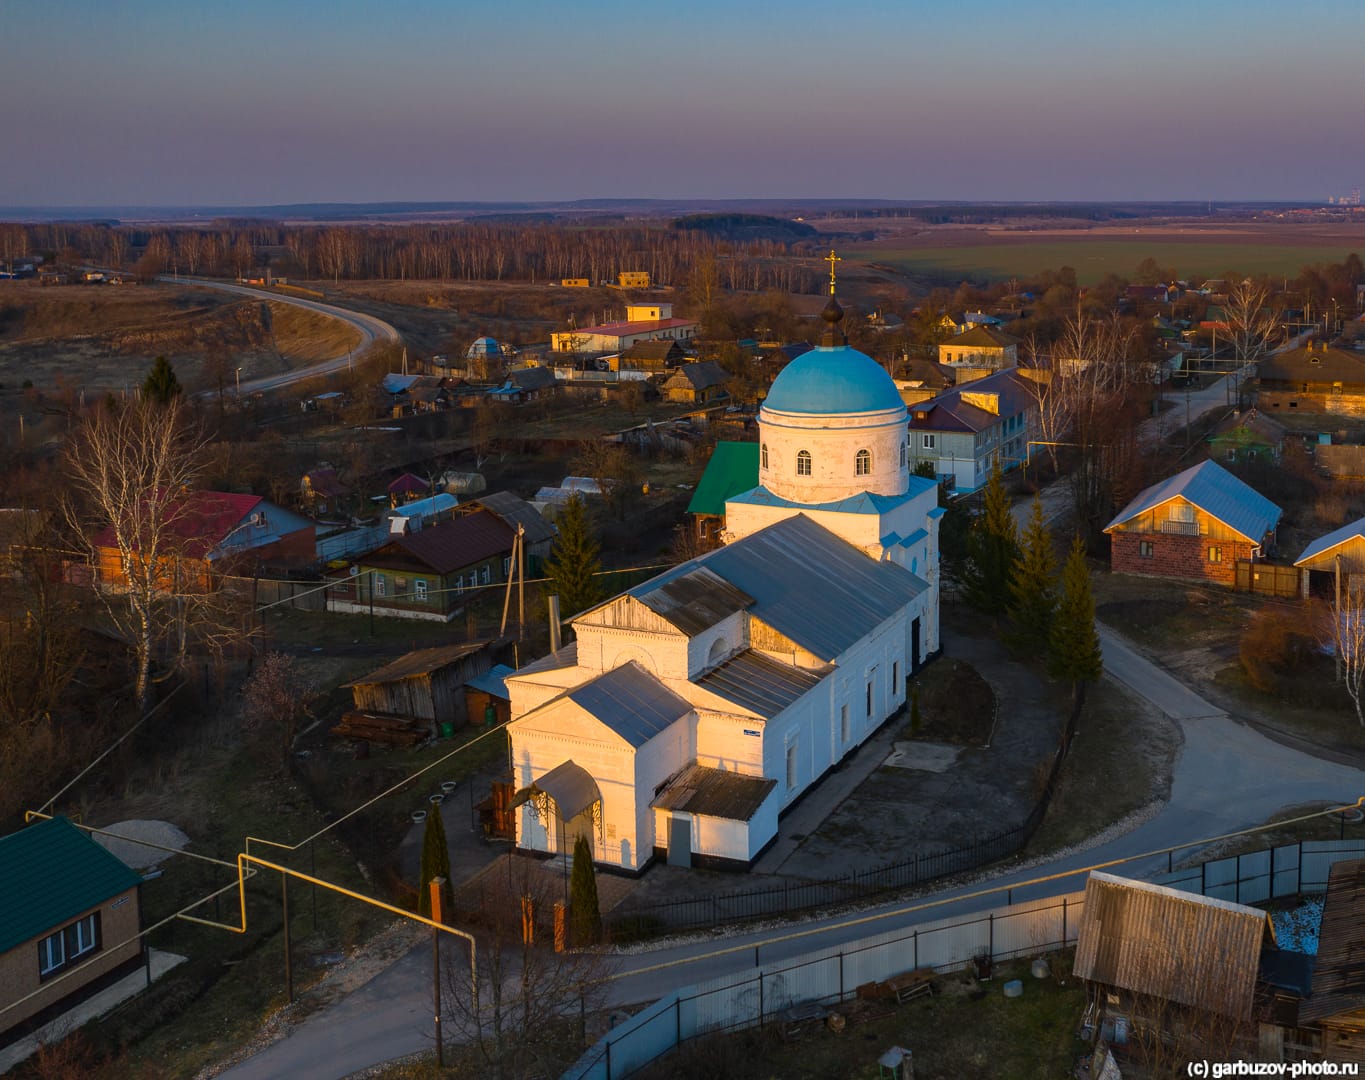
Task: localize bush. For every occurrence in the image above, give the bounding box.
[1239,605,1316,694]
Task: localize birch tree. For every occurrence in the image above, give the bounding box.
[62,397,246,716]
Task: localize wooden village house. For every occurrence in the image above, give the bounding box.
[337,641,504,743]
[1299,858,1365,1065]
[1256,341,1365,417]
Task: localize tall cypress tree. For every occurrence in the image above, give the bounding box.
[1006,496,1058,655]
[418,803,454,920]
[544,494,604,622]
[142,355,182,404]
[569,832,601,945]
[1049,535,1103,722]
[962,459,1019,615]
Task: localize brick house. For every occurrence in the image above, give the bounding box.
[1256,341,1365,417]
[0,817,143,1039]
[1104,459,1281,586]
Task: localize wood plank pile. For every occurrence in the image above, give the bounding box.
[856,968,937,1004]
[332,711,428,746]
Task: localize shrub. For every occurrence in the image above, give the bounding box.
[1239,605,1316,694]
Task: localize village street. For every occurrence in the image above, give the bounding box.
[215,622,1365,1080]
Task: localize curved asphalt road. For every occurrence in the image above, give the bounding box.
[157,276,400,397]
[218,627,1365,1080]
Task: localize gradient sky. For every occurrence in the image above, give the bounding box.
[1,0,1361,206]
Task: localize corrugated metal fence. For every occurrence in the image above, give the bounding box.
[565,891,1086,1080]
[1153,838,1365,905]
[566,838,1365,1080]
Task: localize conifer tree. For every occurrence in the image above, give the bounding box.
[1049,535,1103,721]
[418,803,454,920]
[1006,496,1058,654]
[569,832,601,945]
[543,494,603,622]
[962,459,1019,614]
[142,355,182,404]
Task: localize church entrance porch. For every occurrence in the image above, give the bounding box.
[510,759,603,859]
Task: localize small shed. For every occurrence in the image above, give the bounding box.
[1295,517,1365,598]
[464,663,515,729]
[343,641,499,737]
[1300,859,1365,1065]
[1074,871,1274,1023]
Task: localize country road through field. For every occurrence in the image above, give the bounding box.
[155,276,401,398]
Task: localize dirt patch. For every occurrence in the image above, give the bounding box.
[902,657,995,746]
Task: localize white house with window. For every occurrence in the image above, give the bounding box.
[506,294,942,871]
[905,367,1039,492]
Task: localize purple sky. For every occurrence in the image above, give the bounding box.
[2,0,1361,206]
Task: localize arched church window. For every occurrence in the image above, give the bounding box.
[855,449,871,476]
[761,442,769,469]
[900,441,907,467]
[796,450,812,476]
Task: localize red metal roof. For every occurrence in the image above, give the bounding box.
[93,491,264,558]
[387,472,430,495]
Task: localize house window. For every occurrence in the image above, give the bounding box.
[761,442,769,469]
[1139,541,1154,558]
[503,557,512,576]
[922,434,936,450]
[414,580,428,601]
[374,574,386,597]
[796,450,812,476]
[481,565,491,585]
[395,576,408,597]
[38,913,99,980]
[1169,503,1195,524]
[866,680,873,718]
[900,441,906,467]
[454,575,464,593]
[1208,546,1223,563]
[786,739,799,790]
[855,448,871,476]
[892,661,899,694]
[841,704,850,744]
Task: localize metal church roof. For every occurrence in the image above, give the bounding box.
[687,441,760,517]
[649,514,928,661]
[1103,459,1281,543]
[762,345,907,415]
[566,662,692,748]
[631,567,753,637]
[651,764,777,822]
[696,649,827,717]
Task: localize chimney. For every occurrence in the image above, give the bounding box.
[547,594,562,654]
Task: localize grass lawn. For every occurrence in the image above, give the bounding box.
[852,241,1359,285]
[1028,677,1179,855]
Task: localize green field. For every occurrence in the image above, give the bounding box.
[858,241,1359,285]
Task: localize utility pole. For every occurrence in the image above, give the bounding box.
[282,872,293,1003]
[430,877,446,1068]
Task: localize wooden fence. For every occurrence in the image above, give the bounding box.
[1234,560,1302,598]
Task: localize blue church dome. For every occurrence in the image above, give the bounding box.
[762,345,905,415]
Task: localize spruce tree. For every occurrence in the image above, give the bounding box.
[569,832,601,945]
[1049,535,1103,722]
[417,803,454,920]
[142,355,182,404]
[1006,496,1058,655]
[544,494,604,622]
[962,459,1019,615]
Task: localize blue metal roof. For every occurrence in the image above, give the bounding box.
[1295,517,1365,567]
[1104,459,1281,543]
[761,345,906,415]
[725,473,937,517]
[648,514,928,661]
[567,662,692,748]
[465,663,515,700]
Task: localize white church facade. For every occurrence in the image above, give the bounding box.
[506,283,943,871]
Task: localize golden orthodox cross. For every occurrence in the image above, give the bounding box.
[825,249,841,295]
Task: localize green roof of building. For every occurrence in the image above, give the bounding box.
[0,817,142,955]
[687,441,760,517]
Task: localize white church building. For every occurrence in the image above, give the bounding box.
[506,285,943,871]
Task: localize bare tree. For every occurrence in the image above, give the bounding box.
[1318,581,1365,727]
[242,651,318,767]
[1223,279,1281,366]
[443,858,615,1080]
[62,397,248,716]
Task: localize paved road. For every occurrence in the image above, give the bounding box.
[218,626,1365,1080]
[157,276,400,398]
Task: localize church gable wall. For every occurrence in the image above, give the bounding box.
[574,622,689,680]
[749,619,826,668]
[685,610,750,678]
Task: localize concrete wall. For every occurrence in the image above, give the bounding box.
[0,890,141,1035]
